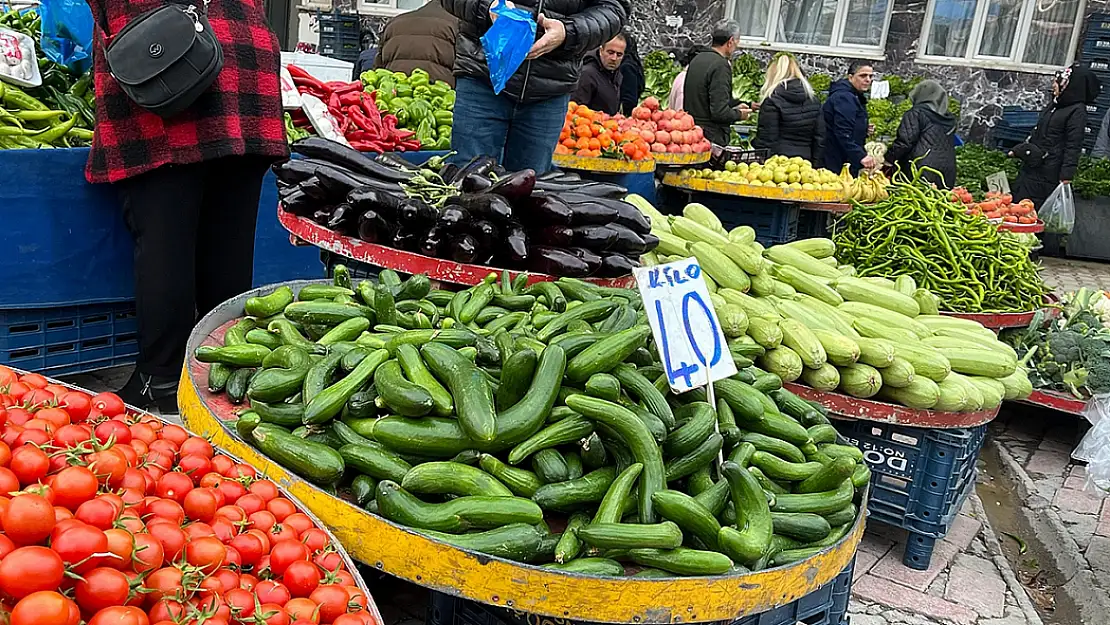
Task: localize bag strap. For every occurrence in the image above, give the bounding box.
[97,0,211,43]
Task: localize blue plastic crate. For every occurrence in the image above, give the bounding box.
[999,106,1040,129]
[685,195,799,245]
[427,558,855,625]
[834,419,986,570]
[1087,13,1110,36]
[0,302,138,376]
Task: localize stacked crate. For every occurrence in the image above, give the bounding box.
[318,11,361,63]
[1080,13,1110,152]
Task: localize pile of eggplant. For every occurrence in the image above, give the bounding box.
[274,137,659,277]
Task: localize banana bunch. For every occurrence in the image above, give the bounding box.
[845,171,890,203]
[839,164,854,197]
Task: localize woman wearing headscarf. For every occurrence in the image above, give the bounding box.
[886,79,957,187]
[619,32,645,116]
[667,47,698,111]
[1012,65,1102,208]
[752,54,823,162]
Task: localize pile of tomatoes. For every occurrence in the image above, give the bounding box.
[554,99,713,161]
[951,188,1039,224]
[0,366,379,625]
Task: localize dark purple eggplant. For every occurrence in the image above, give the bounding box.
[488,169,536,203]
[606,223,649,255]
[567,202,619,226]
[572,225,617,251]
[280,189,313,216]
[399,198,438,227]
[278,183,301,199]
[439,163,460,184]
[317,165,397,199]
[299,177,330,201]
[461,173,494,193]
[599,254,639,277]
[357,210,393,244]
[504,222,529,263]
[421,225,446,257]
[447,194,512,221]
[612,200,653,234]
[450,155,497,184]
[449,234,482,264]
[535,225,574,247]
[520,193,574,226]
[375,152,418,171]
[439,206,470,229]
[537,169,579,181]
[311,208,333,225]
[535,181,627,199]
[347,188,406,215]
[272,159,318,184]
[326,203,358,236]
[528,247,590,277]
[392,228,423,252]
[570,247,603,275]
[292,137,413,182]
[471,220,500,252]
[641,232,660,252]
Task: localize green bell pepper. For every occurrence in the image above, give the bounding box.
[410,68,430,88]
[395,82,414,98]
[442,90,456,108]
[416,117,436,145]
[392,71,409,82]
[414,85,432,99]
[378,76,397,97]
[434,136,451,150]
[360,70,380,89]
[437,125,452,139]
[433,110,453,125]
[429,82,451,98]
[407,99,434,126]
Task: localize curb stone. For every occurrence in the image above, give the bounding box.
[968,493,1044,625]
[985,437,1110,624]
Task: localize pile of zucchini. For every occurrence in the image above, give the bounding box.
[196,268,868,577]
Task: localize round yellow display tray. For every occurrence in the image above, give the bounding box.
[663,172,845,203]
[552,154,656,173]
[651,152,713,166]
[180,280,865,624]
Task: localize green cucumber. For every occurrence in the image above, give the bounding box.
[579,432,608,469]
[749,414,812,446]
[303,345,355,405]
[565,325,651,382]
[234,411,260,439]
[318,317,371,346]
[496,348,538,410]
[663,432,724,482]
[245,329,283,350]
[823,504,858,527]
[375,359,435,417]
[267,319,327,355]
[627,547,733,576]
[493,345,567,446]
[393,344,453,416]
[851,463,871,488]
[749,451,824,482]
[796,457,856,494]
[338,443,412,483]
[665,402,716,457]
[244,286,294,318]
[195,344,271,367]
[248,346,313,403]
[396,275,432,301]
[251,400,304,428]
[207,363,232,393]
[350,474,377,507]
[370,417,472,457]
[577,521,683,550]
[771,512,832,542]
[652,489,722,550]
[251,424,344,484]
[400,461,513,497]
[543,557,624,576]
[298,284,355,301]
[592,463,643,524]
[285,301,373,327]
[564,451,583,480]
[422,342,497,442]
[376,481,542,532]
[345,389,377,418]
[748,466,789,495]
[554,512,591,563]
[713,378,766,424]
[532,467,617,511]
[740,433,806,463]
[419,523,545,562]
[717,461,772,566]
[611,364,675,430]
[584,373,621,402]
[531,448,570,483]
[536,300,617,342]
[478,454,543,498]
[303,349,390,425]
[820,443,865,462]
[226,368,254,404]
[771,480,855,514]
[508,415,594,465]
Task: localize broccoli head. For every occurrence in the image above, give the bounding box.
[1081,335,1110,362]
[1046,330,1084,365]
[1086,360,1110,394]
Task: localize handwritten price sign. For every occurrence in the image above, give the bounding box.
[634,258,737,393]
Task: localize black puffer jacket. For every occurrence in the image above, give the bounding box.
[886,105,957,188]
[443,0,629,104]
[1017,66,1101,183]
[753,80,823,162]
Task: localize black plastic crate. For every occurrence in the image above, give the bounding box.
[834,419,986,570]
[427,558,855,625]
[0,301,138,375]
[1083,39,1110,58]
[687,195,799,245]
[322,251,382,281]
[999,106,1040,128]
[797,210,831,240]
[1082,56,1110,74]
[317,11,360,35]
[1088,13,1110,36]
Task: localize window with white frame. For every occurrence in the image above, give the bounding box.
[918,0,1085,71]
[356,0,425,17]
[727,0,893,55]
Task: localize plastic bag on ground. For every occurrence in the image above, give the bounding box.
[1074,394,1110,494]
[481,0,536,95]
[39,0,94,75]
[1040,181,1075,234]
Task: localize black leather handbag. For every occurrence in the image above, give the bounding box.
[104,0,223,118]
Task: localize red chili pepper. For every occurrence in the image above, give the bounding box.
[347,130,369,141]
[339,91,362,106]
[349,140,388,153]
[331,82,363,95]
[286,64,316,80]
[329,92,341,111]
[340,115,351,134]
[399,139,420,152]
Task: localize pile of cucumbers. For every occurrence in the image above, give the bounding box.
[196,267,868,577]
[644,200,1034,411]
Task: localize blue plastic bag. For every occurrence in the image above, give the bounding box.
[481,1,536,95]
[38,0,93,75]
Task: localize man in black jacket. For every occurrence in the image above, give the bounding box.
[572,33,626,114]
[443,0,628,172]
[684,21,748,146]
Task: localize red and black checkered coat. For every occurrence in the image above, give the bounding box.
[85,0,290,184]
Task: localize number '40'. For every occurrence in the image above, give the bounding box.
[654,292,722,390]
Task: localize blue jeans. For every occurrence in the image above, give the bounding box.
[450,77,570,173]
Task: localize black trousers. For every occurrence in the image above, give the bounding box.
[117,156,269,378]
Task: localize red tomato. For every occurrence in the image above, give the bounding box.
[178,437,213,459]
[176,455,211,484]
[211,517,237,543]
[216,479,247,503]
[10,445,49,485]
[285,598,320,623]
[314,550,342,574]
[0,440,10,467]
[228,463,257,480]
[94,420,132,446]
[143,567,183,605]
[184,521,216,540]
[91,393,126,417]
[103,528,135,569]
[283,559,321,597]
[7,383,30,401]
[310,584,352,624]
[147,599,186,624]
[131,533,165,573]
[269,522,299,544]
[236,493,266,516]
[229,532,266,569]
[10,590,76,625]
[6,406,32,426]
[52,466,99,509]
[300,528,329,553]
[0,366,16,387]
[19,373,48,389]
[154,472,194,503]
[210,455,234,476]
[239,573,259,591]
[88,606,150,625]
[0,546,65,599]
[119,468,148,492]
[35,408,70,429]
[345,586,367,610]
[129,422,157,444]
[88,449,129,486]
[3,493,55,545]
[146,498,185,524]
[58,392,92,422]
[0,466,19,492]
[249,480,280,502]
[0,533,14,559]
[255,580,292,606]
[22,389,57,408]
[333,615,371,625]
[75,497,119,530]
[214,505,247,524]
[0,424,24,447]
[284,513,314,537]
[212,568,239,594]
[225,588,256,619]
[269,540,309,577]
[147,523,187,561]
[53,424,91,449]
[75,567,131,613]
[248,510,277,531]
[52,523,108,573]
[257,603,291,625]
[267,498,297,522]
[185,536,226,574]
[159,424,189,446]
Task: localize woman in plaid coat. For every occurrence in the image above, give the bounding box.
[86,0,289,411]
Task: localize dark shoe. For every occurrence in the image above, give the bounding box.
[116,371,178,414]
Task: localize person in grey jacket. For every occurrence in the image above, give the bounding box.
[1094,108,1110,159]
